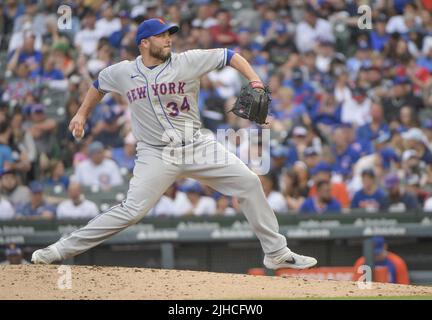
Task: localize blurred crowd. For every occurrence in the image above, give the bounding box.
[1,0,432,220]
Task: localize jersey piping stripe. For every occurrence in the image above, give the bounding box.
[58,203,123,245]
[135,58,172,139]
[87,203,122,224]
[154,57,183,144]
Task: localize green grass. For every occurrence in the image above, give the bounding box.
[237,296,432,300]
[264,296,432,300]
[304,296,432,300]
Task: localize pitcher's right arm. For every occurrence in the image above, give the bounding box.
[68,86,105,137]
[68,60,127,137]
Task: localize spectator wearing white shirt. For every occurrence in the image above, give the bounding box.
[180,181,217,216]
[214,192,237,216]
[0,195,15,220]
[0,170,31,211]
[208,66,242,100]
[12,0,46,35]
[346,41,372,78]
[8,22,43,53]
[95,3,121,38]
[74,11,103,57]
[56,182,99,219]
[334,68,351,104]
[74,141,123,190]
[295,4,335,54]
[191,2,219,29]
[385,3,421,35]
[259,173,288,214]
[423,196,432,212]
[341,86,372,127]
[150,184,190,217]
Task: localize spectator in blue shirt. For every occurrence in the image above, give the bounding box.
[0,121,14,171]
[379,145,401,171]
[108,10,131,49]
[18,181,55,219]
[332,126,362,177]
[43,160,70,191]
[92,107,125,148]
[309,89,342,128]
[282,68,315,101]
[346,41,372,77]
[417,48,432,73]
[286,126,308,166]
[3,1,26,24]
[372,131,401,170]
[303,146,321,171]
[270,144,289,175]
[351,169,389,212]
[356,102,390,149]
[111,131,137,173]
[7,33,42,74]
[299,180,342,214]
[370,14,390,52]
[269,87,306,123]
[30,52,64,82]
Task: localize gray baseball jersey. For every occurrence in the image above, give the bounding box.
[98,49,228,146]
[50,49,290,263]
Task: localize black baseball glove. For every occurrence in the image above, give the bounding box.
[229,81,271,125]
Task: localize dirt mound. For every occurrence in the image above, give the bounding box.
[1,265,431,299]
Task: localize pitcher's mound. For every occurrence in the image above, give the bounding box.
[1,265,431,299]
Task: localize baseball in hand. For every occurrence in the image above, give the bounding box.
[73,128,85,141]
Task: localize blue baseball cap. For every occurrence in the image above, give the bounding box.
[5,245,22,256]
[393,76,411,86]
[212,191,230,201]
[135,18,179,46]
[271,145,289,158]
[358,41,370,50]
[311,162,333,175]
[373,236,386,255]
[250,42,263,51]
[379,147,400,169]
[393,126,408,134]
[238,27,251,33]
[338,122,353,130]
[422,119,432,129]
[179,180,203,194]
[118,10,130,19]
[275,23,287,35]
[384,173,400,188]
[88,141,105,155]
[32,104,45,114]
[29,181,44,193]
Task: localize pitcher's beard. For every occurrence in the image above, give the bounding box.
[150,46,171,62]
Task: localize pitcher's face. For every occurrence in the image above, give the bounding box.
[147,31,173,62]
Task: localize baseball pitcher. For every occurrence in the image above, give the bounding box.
[32,19,317,270]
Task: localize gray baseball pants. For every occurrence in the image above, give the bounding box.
[54,133,289,260]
